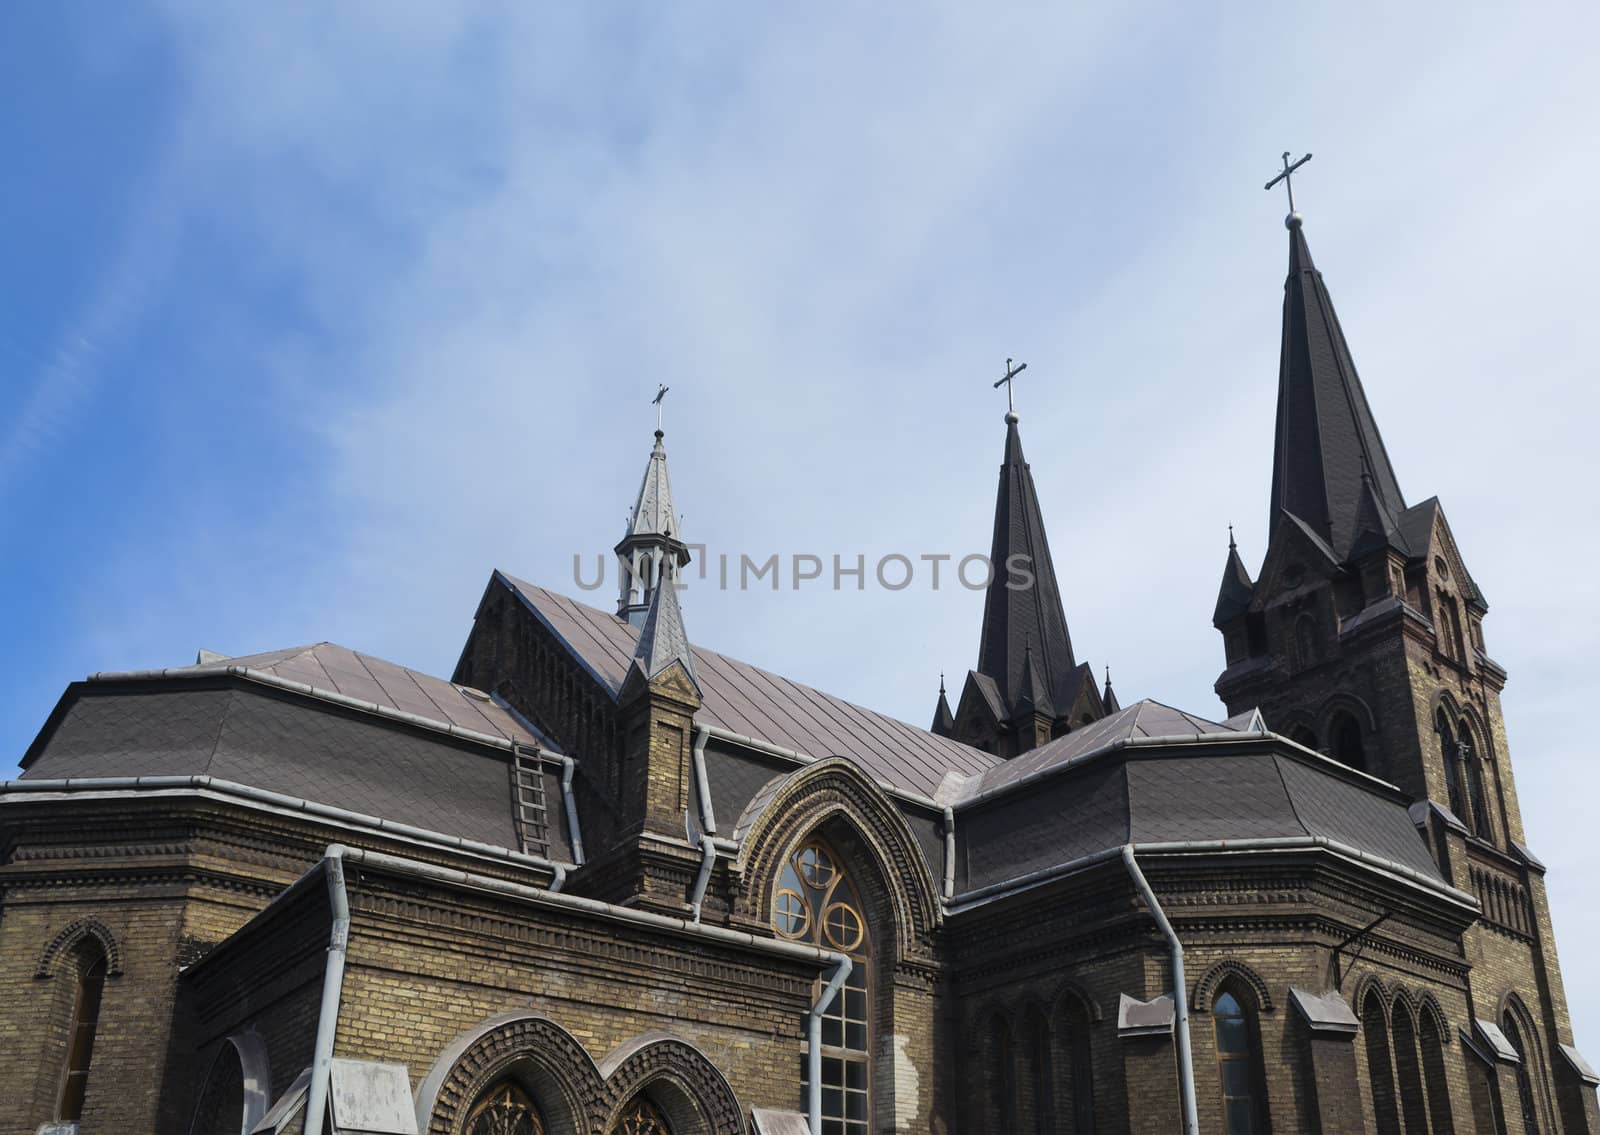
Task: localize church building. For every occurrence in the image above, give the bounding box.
[3,201,1596,1134]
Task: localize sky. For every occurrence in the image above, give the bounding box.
[3,1,1597,1044]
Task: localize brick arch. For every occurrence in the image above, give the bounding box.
[596,1033,743,1135]
[1412,991,1449,1043]
[1191,958,1274,1013]
[1315,692,1378,741]
[1347,973,1388,1020]
[1498,991,1558,1131]
[732,757,942,952]
[415,1011,605,1134]
[1049,979,1103,1024]
[35,916,123,979]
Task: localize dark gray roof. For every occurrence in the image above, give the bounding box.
[959,737,1447,893]
[503,575,998,797]
[20,682,569,860]
[958,699,1241,801]
[170,642,544,749]
[1212,541,1255,627]
[1270,221,1407,560]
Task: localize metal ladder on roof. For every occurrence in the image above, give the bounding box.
[510,741,551,860]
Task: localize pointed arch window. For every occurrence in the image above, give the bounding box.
[1460,730,1494,843]
[1436,712,1466,821]
[1329,712,1367,773]
[610,1095,672,1135]
[1390,1000,1429,1134]
[981,1014,1015,1134]
[1054,996,1096,1134]
[1502,1013,1541,1135]
[56,947,107,1123]
[1212,988,1268,1134]
[774,840,870,1135]
[1023,1008,1055,1135]
[465,1081,546,1135]
[1361,990,1401,1134]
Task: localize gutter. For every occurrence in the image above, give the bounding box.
[304,848,352,1135]
[0,775,571,882]
[1123,845,1199,1135]
[560,757,586,866]
[808,955,854,1135]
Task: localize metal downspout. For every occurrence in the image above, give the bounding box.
[941,806,956,900]
[560,756,585,866]
[688,834,717,923]
[808,955,853,1135]
[1122,845,1199,1135]
[304,846,352,1135]
[692,725,717,835]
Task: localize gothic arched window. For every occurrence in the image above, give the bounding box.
[56,945,107,1123]
[1361,990,1400,1133]
[1291,614,1318,671]
[1461,730,1495,843]
[1023,1007,1055,1135]
[981,1014,1015,1134]
[774,840,870,1135]
[1329,712,1367,773]
[1053,995,1096,1135]
[1436,712,1466,821]
[1212,987,1268,1134]
[610,1095,672,1135]
[1502,1013,1541,1135]
[1390,1000,1428,1134]
[1418,1007,1454,1134]
[465,1081,546,1135]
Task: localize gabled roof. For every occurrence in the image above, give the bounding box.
[958,699,1245,801]
[164,642,544,748]
[501,574,999,797]
[976,416,1079,714]
[1270,219,1407,560]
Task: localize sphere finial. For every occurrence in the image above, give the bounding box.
[1004,410,1019,425]
[1285,212,1304,230]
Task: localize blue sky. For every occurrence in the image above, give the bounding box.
[4,2,1598,1040]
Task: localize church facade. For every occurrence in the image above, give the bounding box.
[3,211,1596,1135]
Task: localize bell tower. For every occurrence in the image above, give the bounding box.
[1215,202,1596,1129]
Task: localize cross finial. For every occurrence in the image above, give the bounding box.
[993,357,1027,422]
[651,384,670,433]
[1264,151,1313,227]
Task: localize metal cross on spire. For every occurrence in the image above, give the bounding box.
[652,384,670,432]
[993,357,1027,419]
[1265,151,1313,216]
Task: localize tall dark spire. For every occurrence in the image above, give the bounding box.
[1213,526,1256,627]
[975,412,1078,712]
[1270,216,1406,559]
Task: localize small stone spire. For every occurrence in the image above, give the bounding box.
[625,563,699,696]
[1102,666,1121,714]
[1013,640,1055,718]
[931,673,956,737]
[616,424,692,626]
[1213,527,1256,628]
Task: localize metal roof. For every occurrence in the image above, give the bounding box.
[502,574,999,797]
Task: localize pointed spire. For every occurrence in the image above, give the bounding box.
[1349,455,1411,560]
[975,412,1078,715]
[1213,527,1256,627]
[931,673,956,736]
[1102,666,1121,714]
[1012,640,1055,718]
[626,565,699,695]
[616,426,692,626]
[1270,216,1406,560]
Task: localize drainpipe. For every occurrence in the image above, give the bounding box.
[1122,845,1199,1135]
[560,756,585,866]
[692,725,717,835]
[304,846,353,1135]
[688,834,717,923]
[808,954,853,1135]
[941,806,956,900]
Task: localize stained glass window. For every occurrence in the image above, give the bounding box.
[611,1095,672,1135]
[774,839,870,1135]
[466,1082,545,1135]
